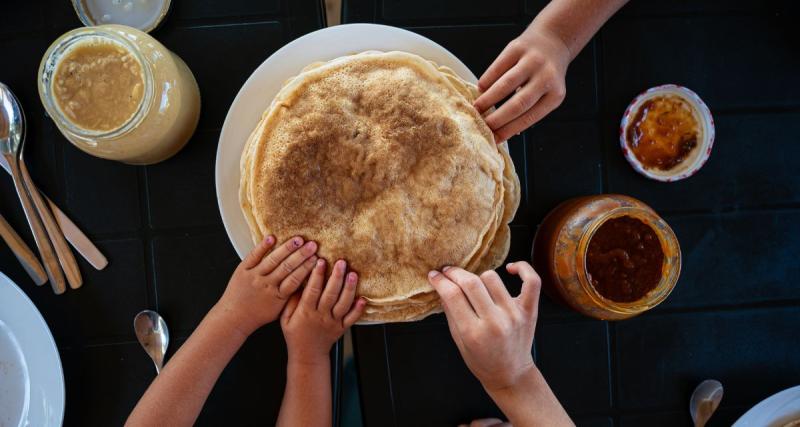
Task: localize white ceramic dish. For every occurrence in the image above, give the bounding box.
[619,84,715,182]
[733,385,800,427]
[216,23,478,259]
[0,272,64,427]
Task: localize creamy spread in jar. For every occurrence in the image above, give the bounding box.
[39,25,200,165]
[52,38,144,132]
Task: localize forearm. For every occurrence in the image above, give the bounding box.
[530,0,629,60]
[126,305,248,427]
[276,357,332,427]
[486,366,574,427]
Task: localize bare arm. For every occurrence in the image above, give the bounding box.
[277,259,365,427]
[475,0,629,142]
[125,307,246,426]
[126,236,320,427]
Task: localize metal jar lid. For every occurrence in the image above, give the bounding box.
[71,0,172,33]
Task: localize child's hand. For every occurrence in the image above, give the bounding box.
[213,235,319,337]
[427,262,541,393]
[473,24,570,142]
[281,259,366,365]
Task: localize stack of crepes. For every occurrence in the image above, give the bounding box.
[240,51,520,323]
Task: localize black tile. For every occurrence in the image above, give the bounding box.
[526,121,602,224]
[602,14,800,114]
[619,0,797,17]
[616,307,800,410]
[619,406,747,427]
[342,0,378,23]
[1,239,148,346]
[536,321,611,415]
[195,324,288,426]
[576,417,614,427]
[63,142,142,235]
[157,22,285,131]
[352,325,396,427]
[61,342,154,426]
[381,0,519,24]
[43,0,83,33]
[382,321,503,427]
[657,210,800,310]
[146,130,221,229]
[606,113,800,214]
[152,232,239,336]
[0,2,45,37]
[169,0,281,21]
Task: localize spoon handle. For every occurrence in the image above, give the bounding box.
[5,156,66,294]
[20,161,82,290]
[0,212,47,285]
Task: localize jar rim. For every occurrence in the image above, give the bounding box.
[576,206,682,315]
[38,26,154,140]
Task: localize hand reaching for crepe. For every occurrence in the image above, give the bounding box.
[428,262,574,427]
[216,235,320,337]
[276,259,366,427]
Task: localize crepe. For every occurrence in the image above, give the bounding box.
[240,51,519,322]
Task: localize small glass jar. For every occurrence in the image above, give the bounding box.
[532,194,681,320]
[38,24,200,165]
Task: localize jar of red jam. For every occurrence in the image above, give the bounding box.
[532,195,681,320]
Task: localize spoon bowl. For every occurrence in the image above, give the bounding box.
[134,310,169,374]
[690,379,724,427]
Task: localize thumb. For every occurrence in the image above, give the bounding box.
[281,293,301,326]
[506,261,542,314]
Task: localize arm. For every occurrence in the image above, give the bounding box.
[474,0,629,142]
[126,235,320,427]
[428,262,573,427]
[277,259,365,427]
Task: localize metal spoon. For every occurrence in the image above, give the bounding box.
[134,310,169,374]
[0,82,65,293]
[690,379,724,427]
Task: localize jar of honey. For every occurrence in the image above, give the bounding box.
[531,195,681,320]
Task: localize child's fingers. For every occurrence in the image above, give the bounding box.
[281,293,301,326]
[299,258,327,310]
[243,235,275,269]
[257,236,304,274]
[342,298,367,328]
[278,255,318,298]
[484,80,544,130]
[333,271,358,319]
[319,260,346,313]
[264,240,317,280]
[479,270,513,308]
[493,89,564,143]
[474,64,528,116]
[507,261,542,315]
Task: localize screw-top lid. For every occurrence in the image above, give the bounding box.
[71,0,171,33]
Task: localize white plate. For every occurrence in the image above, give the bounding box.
[733,385,800,427]
[0,272,64,427]
[216,23,478,259]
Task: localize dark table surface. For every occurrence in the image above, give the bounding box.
[1,1,799,426]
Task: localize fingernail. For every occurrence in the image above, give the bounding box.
[442,266,452,272]
[293,237,303,247]
[347,272,357,285]
[316,259,325,267]
[428,270,439,278]
[265,235,274,244]
[338,260,347,271]
[304,241,317,252]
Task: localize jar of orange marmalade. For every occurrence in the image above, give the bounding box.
[532,195,681,320]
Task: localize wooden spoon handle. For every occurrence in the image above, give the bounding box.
[6,155,65,294]
[20,161,82,289]
[0,212,47,285]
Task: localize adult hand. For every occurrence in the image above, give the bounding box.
[427,262,541,392]
[473,24,570,143]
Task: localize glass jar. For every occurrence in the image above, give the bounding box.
[38,24,200,165]
[531,194,681,320]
